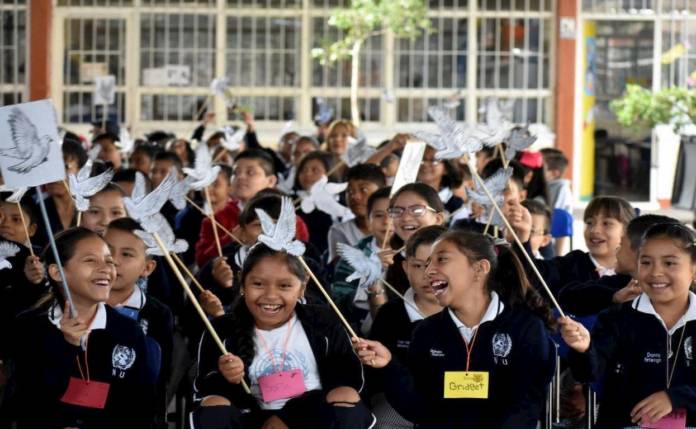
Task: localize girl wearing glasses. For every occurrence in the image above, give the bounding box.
[417,146,465,221]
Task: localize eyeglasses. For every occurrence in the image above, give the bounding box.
[420,158,441,166]
[387,204,438,219]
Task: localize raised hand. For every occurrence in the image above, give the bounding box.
[631,391,673,426]
[352,337,392,368]
[612,279,642,304]
[377,249,398,268]
[200,290,225,318]
[59,301,89,347]
[558,316,591,353]
[212,257,234,288]
[218,353,245,384]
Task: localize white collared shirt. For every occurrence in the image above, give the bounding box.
[589,254,616,277]
[448,291,504,344]
[632,291,696,335]
[48,301,108,350]
[403,288,425,323]
[115,286,147,310]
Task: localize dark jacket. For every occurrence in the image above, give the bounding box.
[558,273,633,316]
[516,247,600,297]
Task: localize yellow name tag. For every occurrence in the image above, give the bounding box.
[444,371,489,399]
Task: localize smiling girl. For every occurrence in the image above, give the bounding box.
[561,223,696,428]
[193,244,374,429]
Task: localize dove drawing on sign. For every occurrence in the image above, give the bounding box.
[414,106,485,160]
[124,170,178,233]
[0,241,20,270]
[477,98,515,147]
[298,176,353,221]
[0,185,28,203]
[94,76,116,106]
[183,143,221,190]
[336,243,382,289]
[221,126,245,152]
[504,125,537,160]
[341,136,376,167]
[134,217,189,256]
[255,196,305,257]
[68,160,115,212]
[0,107,54,174]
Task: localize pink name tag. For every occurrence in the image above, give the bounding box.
[60,377,110,409]
[642,409,687,429]
[258,369,306,403]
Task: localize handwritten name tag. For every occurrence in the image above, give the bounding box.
[60,377,110,409]
[641,409,686,429]
[444,371,489,399]
[258,369,306,403]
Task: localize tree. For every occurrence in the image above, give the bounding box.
[312,0,430,126]
[610,84,696,133]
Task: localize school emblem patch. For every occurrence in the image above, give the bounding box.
[112,345,136,371]
[685,337,693,362]
[492,333,512,359]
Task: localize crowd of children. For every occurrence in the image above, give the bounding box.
[0,109,695,429]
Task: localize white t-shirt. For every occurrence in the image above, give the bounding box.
[249,315,322,410]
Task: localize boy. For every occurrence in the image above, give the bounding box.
[195,149,277,267]
[521,199,552,259]
[104,218,174,428]
[129,144,158,176]
[94,132,123,171]
[327,164,386,263]
[150,151,183,188]
[81,183,127,236]
[542,149,573,255]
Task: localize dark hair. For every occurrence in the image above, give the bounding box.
[40,227,106,308]
[131,143,159,160]
[295,135,319,150]
[94,182,126,198]
[166,139,195,166]
[584,196,635,227]
[626,215,680,250]
[0,193,38,226]
[544,152,568,175]
[476,146,497,160]
[62,138,88,168]
[217,164,233,182]
[294,150,332,190]
[441,159,464,189]
[230,244,308,364]
[389,183,445,248]
[436,230,555,329]
[346,163,386,188]
[640,223,696,263]
[234,148,276,177]
[458,163,472,181]
[522,199,551,234]
[404,225,447,258]
[367,186,392,215]
[239,194,282,227]
[523,165,549,205]
[113,168,138,184]
[481,159,527,196]
[106,217,142,234]
[154,151,183,172]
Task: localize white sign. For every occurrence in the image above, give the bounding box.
[93,75,116,105]
[390,141,426,197]
[165,65,191,86]
[80,62,108,83]
[143,68,167,86]
[0,100,66,188]
[560,18,576,40]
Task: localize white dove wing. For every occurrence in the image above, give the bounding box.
[131,172,148,201]
[484,98,505,127]
[255,208,278,239]
[192,143,213,176]
[76,169,115,198]
[274,197,298,244]
[222,127,245,151]
[337,243,382,288]
[169,178,191,210]
[0,241,20,259]
[5,108,39,159]
[87,144,101,162]
[413,131,445,151]
[191,165,221,190]
[484,167,513,195]
[0,185,28,203]
[126,171,177,220]
[76,160,93,182]
[466,187,491,206]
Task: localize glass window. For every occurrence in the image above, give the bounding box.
[397,97,466,122]
[311,97,380,122]
[228,96,298,121]
[141,0,214,5]
[661,18,696,88]
[57,0,132,5]
[475,96,548,123]
[581,0,655,13]
[140,94,207,121]
[228,0,301,8]
[662,0,696,13]
[64,18,126,85]
[479,0,551,11]
[0,8,26,87]
[63,90,126,124]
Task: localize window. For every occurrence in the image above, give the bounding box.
[661,18,696,88]
[0,1,27,105]
[582,0,655,13]
[479,0,551,11]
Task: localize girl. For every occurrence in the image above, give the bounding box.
[7,227,155,428]
[417,146,464,219]
[560,223,696,428]
[81,183,127,236]
[192,244,374,429]
[355,230,556,428]
[325,120,357,180]
[382,183,445,294]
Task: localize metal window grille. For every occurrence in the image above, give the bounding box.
[0,0,27,106]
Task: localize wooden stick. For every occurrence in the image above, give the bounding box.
[381,220,393,249]
[16,202,34,257]
[204,188,223,257]
[471,169,566,317]
[171,252,205,293]
[151,232,251,394]
[380,278,424,318]
[213,148,228,163]
[195,95,212,121]
[298,256,358,338]
[325,160,346,178]
[76,211,82,227]
[185,197,244,245]
[483,209,495,236]
[497,144,509,169]
[102,103,107,131]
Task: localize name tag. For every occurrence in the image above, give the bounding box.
[641,409,686,429]
[444,371,489,399]
[60,377,110,409]
[258,369,306,403]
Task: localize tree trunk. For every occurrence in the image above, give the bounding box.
[350,40,362,127]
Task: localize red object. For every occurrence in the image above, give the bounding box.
[60,377,110,409]
[519,151,543,169]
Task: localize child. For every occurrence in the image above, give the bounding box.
[560,222,696,428]
[192,244,374,429]
[417,146,465,218]
[0,197,38,252]
[521,199,552,259]
[196,149,278,267]
[354,230,556,428]
[94,132,124,171]
[325,119,356,179]
[328,164,386,263]
[104,218,174,427]
[112,168,138,197]
[7,227,155,427]
[150,151,182,189]
[129,144,158,176]
[81,183,127,236]
[542,149,573,255]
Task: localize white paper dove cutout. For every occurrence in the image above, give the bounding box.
[528,123,556,147]
[124,170,177,233]
[466,167,513,229]
[277,166,296,194]
[183,142,221,190]
[443,90,464,110]
[221,126,245,152]
[314,99,334,125]
[341,135,376,167]
[298,176,353,221]
[255,196,306,257]
[0,107,55,174]
[134,216,189,256]
[414,106,485,160]
[0,185,28,203]
[336,243,382,289]
[210,77,231,97]
[504,125,537,160]
[169,177,193,210]
[87,143,101,162]
[477,98,515,147]
[119,127,135,155]
[68,160,115,212]
[0,241,20,270]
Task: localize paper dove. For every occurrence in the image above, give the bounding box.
[168,177,193,210]
[476,98,516,148]
[124,170,177,233]
[210,77,231,97]
[134,216,189,256]
[341,136,376,167]
[0,241,20,270]
[314,99,334,126]
[119,127,135,155]
[336,243,382,289]
[504,125,537,160]
[87,143,101,162]
[277,166,296,194]
[183,143,221,190]
[0,107,55,174]
[298,176,353,221]
[68,160,115,212]
[221,126,245,152]
[414,106,485,160]
[467,167,512,207]
[0,185,28,203]
[255,196,306,257]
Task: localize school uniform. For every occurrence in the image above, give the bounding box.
[193,304,374,428]
[174,197,205,266]
[7,302,156,428]
[327,219,367,264]
[568,292,696,429]
[382,293,555,429]
[557,273,634,316]
[297,208,334,258]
